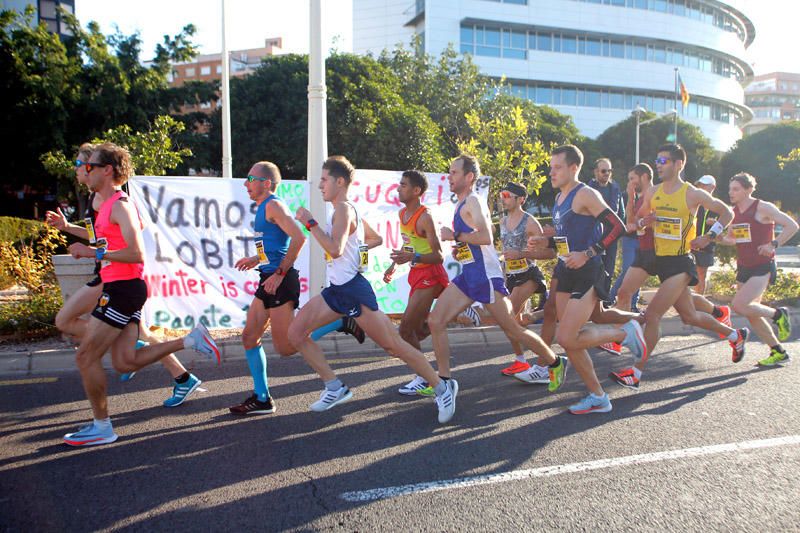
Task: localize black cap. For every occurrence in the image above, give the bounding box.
[501,182,527,198]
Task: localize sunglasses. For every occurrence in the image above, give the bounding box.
[599,169,612,174]
[84,163,109,173]
[654,156,671,165]
[246,175,269,183]
[500,191,519,199]
[75,160,86,168]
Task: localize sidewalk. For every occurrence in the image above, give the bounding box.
[2,309,797,377]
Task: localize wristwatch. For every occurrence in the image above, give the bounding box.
[584,248,596,259]
[305,219,318,230]
[412,253,422,265]
[771,239,780,249]
[95,247,107,261]
[275,267,286,276]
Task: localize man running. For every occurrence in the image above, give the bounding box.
[47,143,203,409]
[426,154,568,395]
[230,160,366,415]
[290,156,457,423]
[62,143,218,446]
[496,182,551,383]
[610,144,748,390]
[724,173,797,365]
[529,145,646,414]
[382,170,450,397]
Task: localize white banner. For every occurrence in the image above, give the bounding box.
[129,171,489,329]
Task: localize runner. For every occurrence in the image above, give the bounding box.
[610,144,748,391]
[62,143,219,446]
[426,154,568,395]
[229,160,366,415]
[290,156,457,423]
[46,143,202,409]
[528,145,647,414]
[382,170,450,397]
[724,173,797,366]
[496,182,551,383]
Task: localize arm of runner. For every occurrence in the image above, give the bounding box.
[690,188,733,250]
[520,216,554,260]
[45,207,91,240]
[625,180,638,232]
[563,187,625,269]
[635,186,657,228]
[758,201,799,255]
[362,219,383,250]
[259,200,307,294]
[295,203,352,258]
[454,195,493,246]
[391,211,444,266]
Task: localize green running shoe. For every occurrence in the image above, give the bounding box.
[416,385,435,397]
[757,348,791,367]
[774,307,791,342]
[547,355,568,393]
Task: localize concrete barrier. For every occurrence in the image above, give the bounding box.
[52,255,95,302]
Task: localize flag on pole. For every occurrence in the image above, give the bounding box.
[678,74,690,107]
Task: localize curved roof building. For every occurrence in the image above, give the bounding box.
[354,0,755,151]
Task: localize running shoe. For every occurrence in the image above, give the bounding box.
[568,393,612,414]
[599,342,622,356]
[398,375,430,396]
[119,340,149,381]
[310,386,353,412]
[186,323,221,364]
[63,422,118,446]
[338,316,366,344]
[547,356,568,393]
[774,307,791,342]
[609,367,640,390]
[513,364,550,384]
[461,305,481,327]
[620,319,647,362]
[163,374,202,407]
[229,394,276,415]
[715,305,732,339]
[416,385,435,397]
[435,379,458,424]
[756,348,791,367]
[501,360,531,376]
[730,328,749,363]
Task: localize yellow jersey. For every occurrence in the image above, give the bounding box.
[650,182,695,256]
[399,206,432,269]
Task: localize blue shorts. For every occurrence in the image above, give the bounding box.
[452,274,508,304]
[321,273,379,317]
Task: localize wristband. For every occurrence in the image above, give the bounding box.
[706,220,724,239]
[771,239,780,248]
[412,253,422,264]
[637,218,645,229]
[547,237,556,249]
[95,247,107,261]
[453,231,462,242]
[305,218,318,230]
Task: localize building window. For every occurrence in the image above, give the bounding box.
[200,66,211,75]
[185,67,196,77]
[216,65,222,74]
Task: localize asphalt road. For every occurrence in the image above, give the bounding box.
[1,332,799,532]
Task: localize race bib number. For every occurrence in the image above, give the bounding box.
[505,258,528,274]
[254,240,270,265]
[554,236,570,258]
[454,242,475,265]
[730,223,752,243]
[403,245,415,254]
[655,217,682,241]
[85,217,96,244]
[359,245,369,270]
[325,251,332,263]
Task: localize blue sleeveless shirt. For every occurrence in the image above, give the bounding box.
[552,183,602,262]
[254,194,290,274]
[453,193,504,282]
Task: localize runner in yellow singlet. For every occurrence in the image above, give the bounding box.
[609,144,748,390]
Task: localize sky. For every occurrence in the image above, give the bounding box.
[73,0,798,76]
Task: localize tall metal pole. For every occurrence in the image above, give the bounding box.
[307,0,328,297]
[635,109,641,164]
[673,67,679,145]
[220,0,233,178]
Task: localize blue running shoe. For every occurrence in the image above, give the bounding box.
[163,374,202,407]
[119,340,149,381]
[186,323,221,364]
[63,422,118,446]
[568,393,612,415]
[620,319,647,362]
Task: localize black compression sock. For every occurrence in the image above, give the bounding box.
[175,372,190,384]
[711,306,723,318]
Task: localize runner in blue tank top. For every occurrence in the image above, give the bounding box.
[229,160,365,416]
[528,145,646,415]
[428,154,568,393]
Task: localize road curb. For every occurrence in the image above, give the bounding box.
[1,310,797,377]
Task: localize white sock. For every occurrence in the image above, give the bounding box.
[632,367,642,380]
[726,330,739,342]
[515,354,527,364]
[94,417,112,429]
[591,391,606,400]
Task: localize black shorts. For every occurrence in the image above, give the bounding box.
[86,276,102,288]
[91,278,147,329]
[655,254,698,286]
[505,264,547,293]
[254,268,301,310]
[736,261,777,285]
[631,249,657,277]
[553,258,609,300]
[693,249,715,268]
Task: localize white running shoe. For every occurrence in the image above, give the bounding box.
[435,379,458,424]
[186,323,221,364]
[460,305,482,327]
[513,364,550,384]
[310,386,353,412]
[398,375,429,396]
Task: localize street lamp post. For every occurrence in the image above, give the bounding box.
[633,107,677,164]
[220,0,233,178]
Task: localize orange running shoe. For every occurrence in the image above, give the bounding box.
[715,305,732,339]
[609,367,640,390]
[599,342,622,356]
[501,360,531,376]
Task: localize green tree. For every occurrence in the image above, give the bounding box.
[721,123,800,211]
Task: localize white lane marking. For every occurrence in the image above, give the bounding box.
[340,435,800,502]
